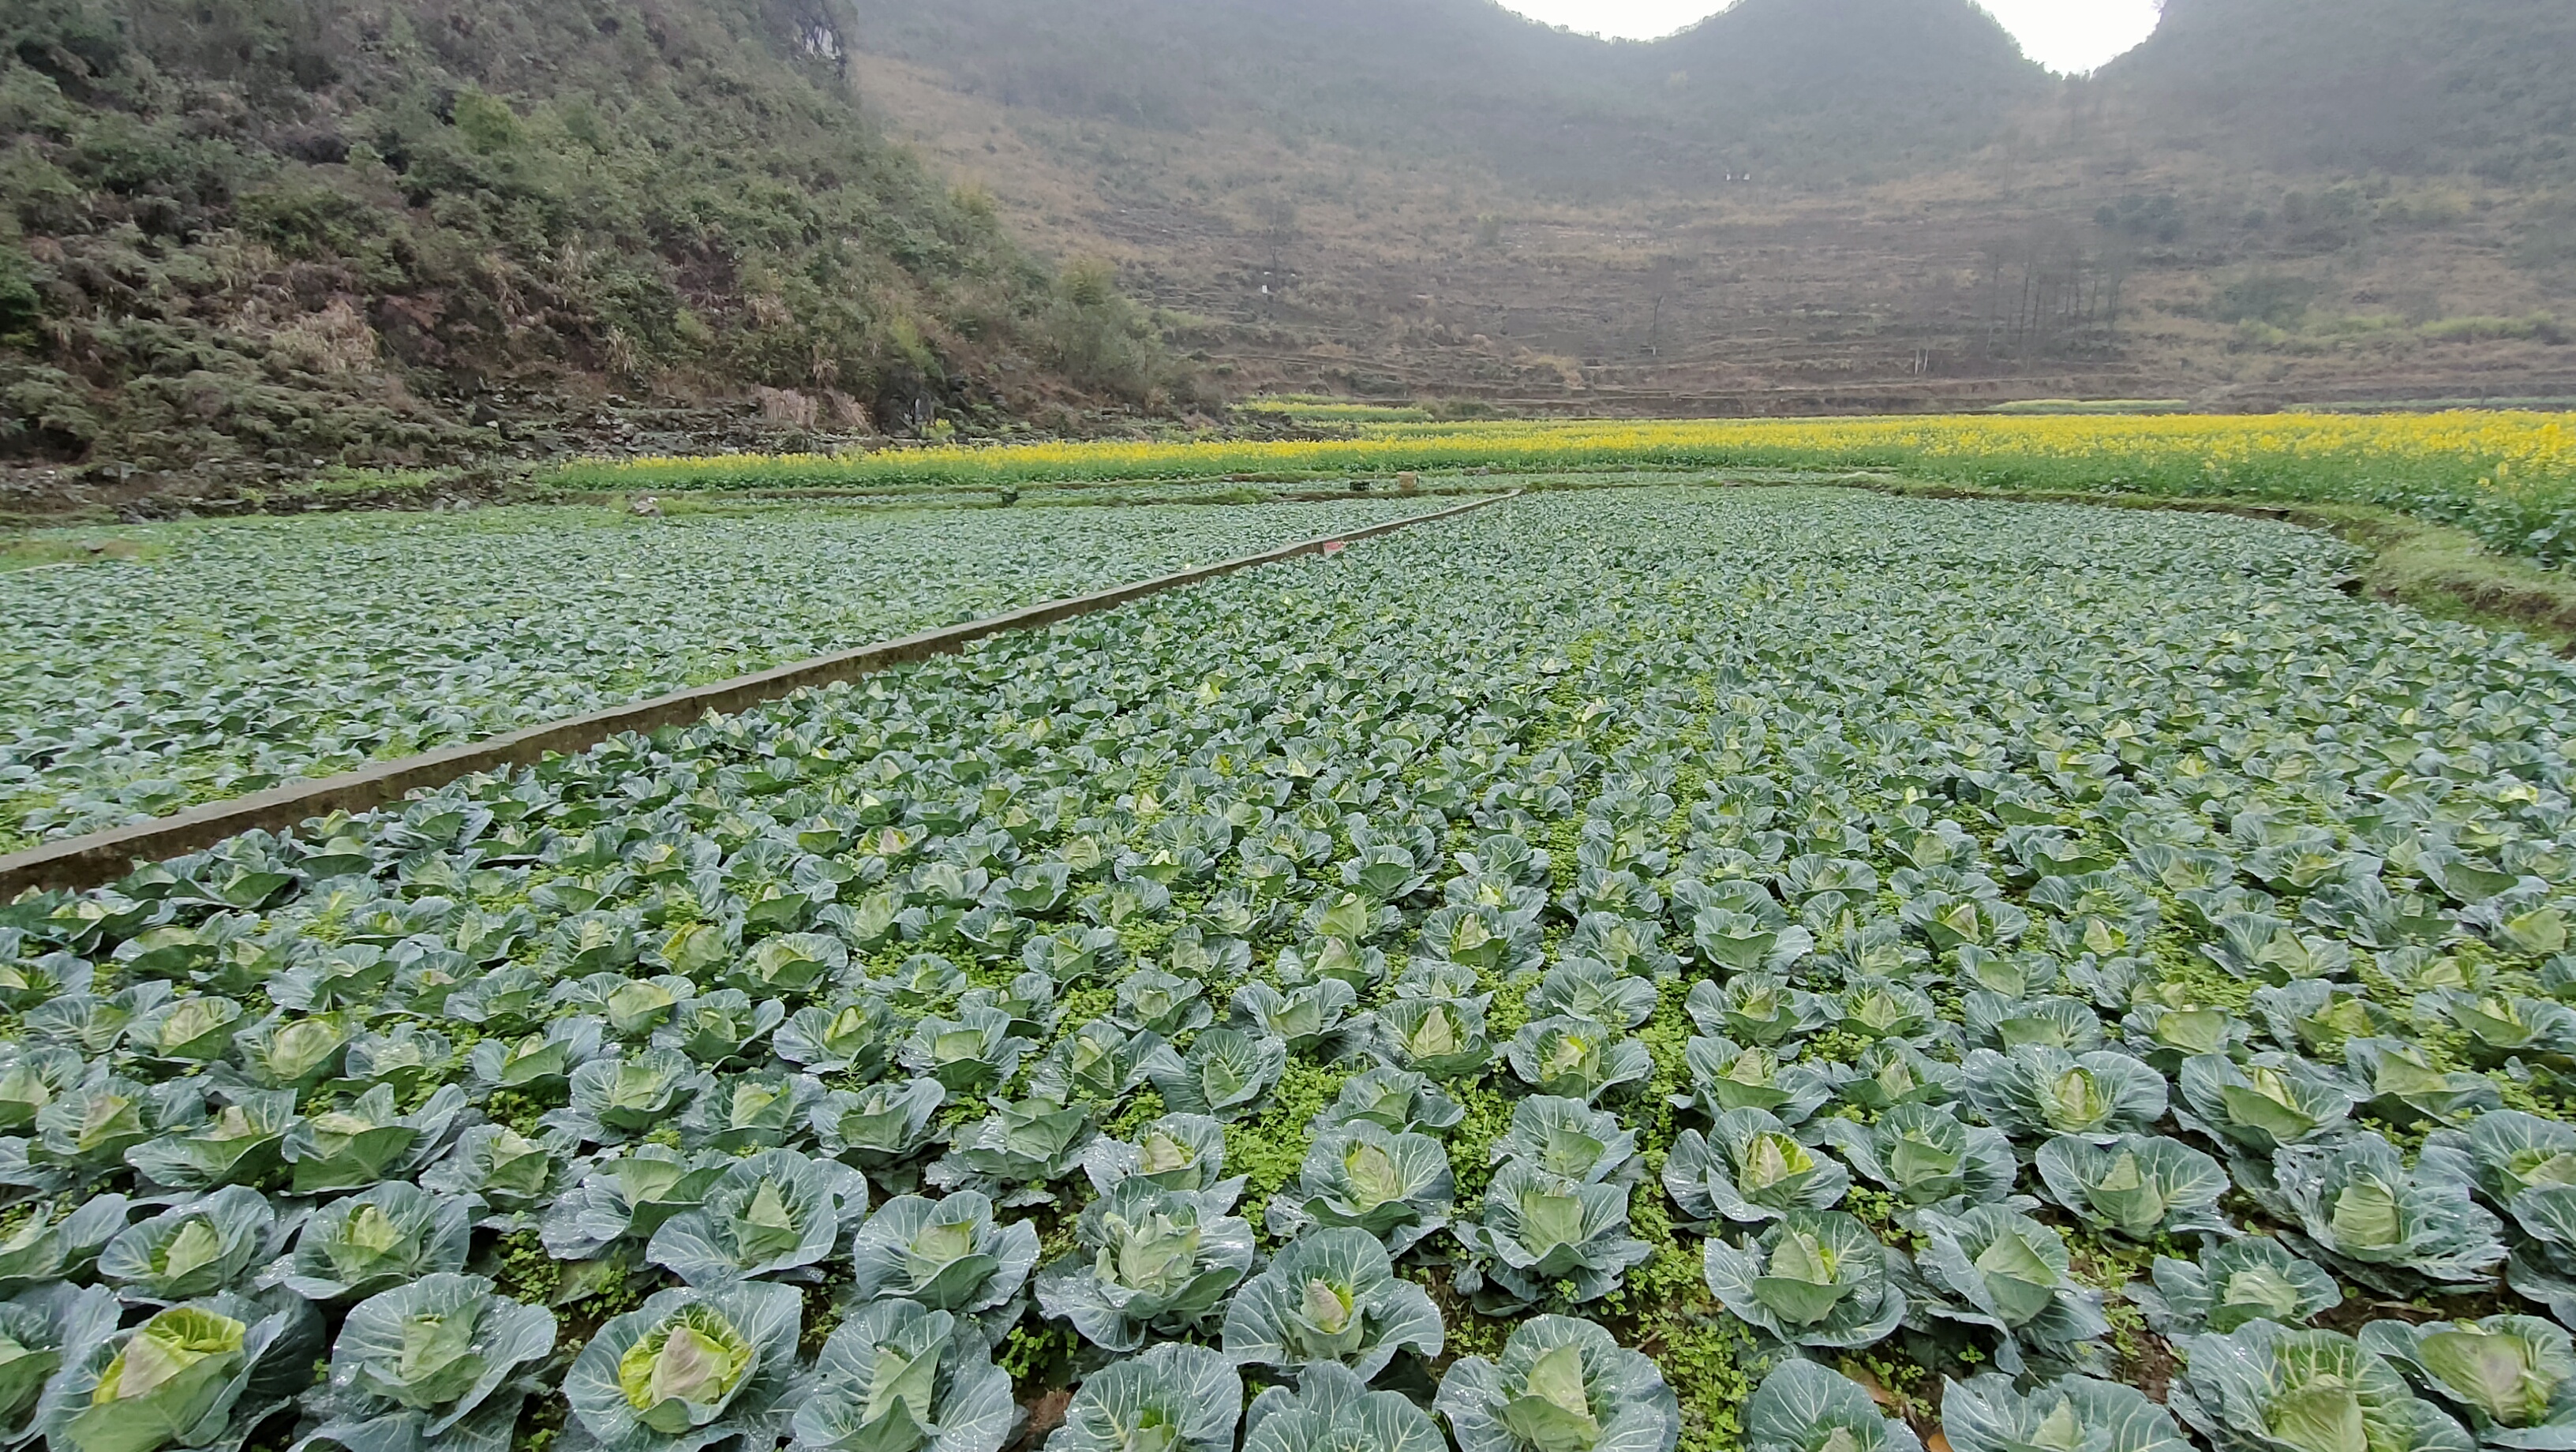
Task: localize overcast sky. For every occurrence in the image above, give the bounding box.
[1498,0,2164,73]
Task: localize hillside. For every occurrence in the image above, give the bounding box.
[838,0,1661,194]
[1647,0,2049,182]
[841,0,2576,414]
[2106,0,2576,182]
[0,0,1194,494]
[9,0,2576,490]
[837,0,2049,194]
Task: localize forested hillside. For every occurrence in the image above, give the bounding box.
[0,0,1190,487]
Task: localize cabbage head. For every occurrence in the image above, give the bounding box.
[2130,1237,2342,1338]
[38,1292,320,1452]
[1232,981,1359,1053]
[774,999,896,1079]
[2261,1134,2506,1296]
[2360,1315,2576,1448]
[1491,1096,1636,1185]
[541,1146,734,1259]
[1455,1160,1651,1310]
[2434,1110,2576,1221]
[0,1284,116,1443]
[1243,1363,1446,1452]
[1664,1108,1850,1226]
[556,1050,706,1143]
[1503,1018,1652,1103]
[280,1083,466,1194]
[2342,1039,2503,1130]
[1701,1211,1905,1350]
[122,1090,298,1192]
[1435,1315,1679,1452]
[1813,1102,2015,1210]
[788,1299,1015,1452]
[1910,1205,2110,1374]
[2427,1110,2576,1320]
[1265,1125,1455,1256]
[1963,993,2105,1056]
[1035,1181,1256,1352]
[1674,1038,1835,1126]
[846,1192,1040,1338]
[2168,1320,2475,1452]
[275,1181,473,1302]
[811,1078,949,1170]
[0,1049,83,1137]
[931,1095,1097,1206]
[1222,1227,1443,1379]
[1833,979,1942,1046]
[1312,1069,1463,1139]
[0,1196,130,1297]
[1742,1361,1921,1452]
[95,1188,276,1305]
[676,1072,823,1155]
[298,1273,558,1452]
[1938,1373,2188,1452]
[2032,1134,2233,1242]
[2421,992,2576,1072]
[1043,1342,1241,1452]
[1082,1115,1245,1206]
[900,1008,1035,1096]
[1368,997,1492,1080]
[420,1124,571,1222]
[2176,1054,2358,1157]
[1148,1029,1287,1122]
[647,1148,867,1285]
[563,1281,803,1452]
[2125,1001,2256,1077]
[1112,971,1213,1040]
[1830,1041,1963,1116]
[465,1015,605,1100]
[1962,1046,2166,1145]
[1526,962,1657,1032]
[1687,975,1833,1050]
[1028,1024,1182,1107]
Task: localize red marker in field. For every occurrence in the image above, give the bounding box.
[1321,540,1346,556]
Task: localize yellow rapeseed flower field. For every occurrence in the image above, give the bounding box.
[552,411,2576,563]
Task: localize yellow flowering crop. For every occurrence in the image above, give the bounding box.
[551,411,2576,564]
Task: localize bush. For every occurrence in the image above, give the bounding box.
[2210,272,2320,327]
[0,243,38,341]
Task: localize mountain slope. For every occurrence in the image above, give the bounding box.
[0,0,1191,485]
[1651,0,2050,179]
[840,0,1682,190]
[2103,0,2576,181]
[839,0,2046,193]
[842,0,2576,414]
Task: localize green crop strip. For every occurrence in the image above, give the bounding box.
[0,498,1429,853]
[5,486,2576,1452]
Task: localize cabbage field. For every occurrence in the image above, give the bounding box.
[6,485,2576,1452]
[0,500,1431,853]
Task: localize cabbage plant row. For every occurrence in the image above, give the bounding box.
[0,499,1431,852]
[4,487,2576,1452]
